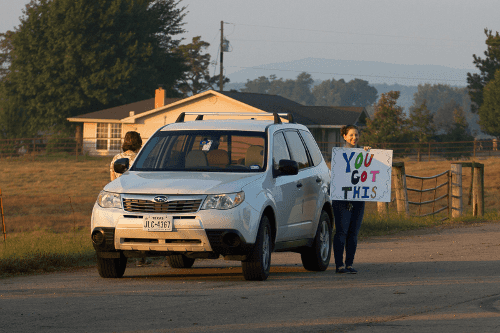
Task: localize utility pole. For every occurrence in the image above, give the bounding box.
[219,20,224,92]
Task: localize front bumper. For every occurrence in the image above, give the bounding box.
[91,199,260,256]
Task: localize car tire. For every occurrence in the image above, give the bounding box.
[97,253,127,278]
[301,210,332,271]
[242,215,272,281]
[166,254,196,268]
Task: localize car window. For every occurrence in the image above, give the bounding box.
[133,130,266,172]
[299,130,323,167]
[272,132,291,170]
[283,130,310,170]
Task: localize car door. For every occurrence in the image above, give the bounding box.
[270,131,303,242]
[298,130,328,232]
[282,130,317,239]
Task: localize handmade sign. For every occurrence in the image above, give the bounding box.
[330,148,393,202]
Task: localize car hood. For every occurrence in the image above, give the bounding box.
[104,171,265,195]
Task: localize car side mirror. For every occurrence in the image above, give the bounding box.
[278,159,299,176]
[114,158,130,174]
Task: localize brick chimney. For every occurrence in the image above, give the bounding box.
[155,86,165,108]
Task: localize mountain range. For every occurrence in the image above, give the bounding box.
[224,58,479,111]
[225,57,477,87]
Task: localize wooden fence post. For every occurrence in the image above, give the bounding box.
[450,163,462,218]
[393,162,409,216]
[377,202,388,215]
[473,166,484,217]
[1,189,6,241]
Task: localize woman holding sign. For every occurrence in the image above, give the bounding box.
[333,125,370,274]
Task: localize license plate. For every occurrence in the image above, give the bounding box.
[143,215,172,231]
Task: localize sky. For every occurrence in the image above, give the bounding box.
[1,0,498,85]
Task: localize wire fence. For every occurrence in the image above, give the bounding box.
[406,169,450,219]
[318,139,500,162]
[0,137,80,160]
[0,137,499,161]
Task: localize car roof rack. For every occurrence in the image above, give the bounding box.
[175,112,294,124]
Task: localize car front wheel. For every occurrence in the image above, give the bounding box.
[301,210,332,271]
[96,253,127,278]
[242,215,272,281]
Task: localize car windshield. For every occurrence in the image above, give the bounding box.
[132,130,267,172]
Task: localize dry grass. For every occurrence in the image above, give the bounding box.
[394,157,500,218]
[0,155,498,277]
[1,156,499,236]
[0,156,112,234]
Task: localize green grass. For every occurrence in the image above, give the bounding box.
[0,228,95,278]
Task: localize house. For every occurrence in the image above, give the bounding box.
[67,89,369,158]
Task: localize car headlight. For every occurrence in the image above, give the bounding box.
[201,191,245,210]
[97,191,122,208]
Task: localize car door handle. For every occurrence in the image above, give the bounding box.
[296,182,303,188]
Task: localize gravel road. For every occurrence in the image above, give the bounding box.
[1,222,499,332]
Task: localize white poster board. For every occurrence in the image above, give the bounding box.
[330,148,393,202]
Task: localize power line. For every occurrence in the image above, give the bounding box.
[230,38,479,48]
[225,22,483,44]
[225,65,470,83]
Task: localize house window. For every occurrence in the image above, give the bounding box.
[96,123,122,151]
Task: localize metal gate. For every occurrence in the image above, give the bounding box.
[406,170,450,219]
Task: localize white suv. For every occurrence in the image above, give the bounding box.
[91,112,333,281]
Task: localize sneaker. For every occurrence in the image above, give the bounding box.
[336,266,346,274]
[345,266,357,274]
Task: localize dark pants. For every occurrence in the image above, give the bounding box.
[332,200,365,268]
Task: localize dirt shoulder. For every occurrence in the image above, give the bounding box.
[357,221,500,264]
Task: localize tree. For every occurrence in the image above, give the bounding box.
[478,68,500,137]
[0,30,14,79]
[437,107,475,160]
[467,29,500,113]
[287,72,315,106]
[312,78,377,107]
[0,0,188,137]
[433,100,464,134]
[242,72,315,105]
[176,36,229,95]
[241,73,377,107]
[408,100,435,142]
[443,108,473,141]
[0,87,31,138]
[361,91,410,145]
[409,84,470,115]
[241,75,275,94]
[409,83,480,135]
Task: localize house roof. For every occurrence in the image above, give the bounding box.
[291,106,367,126]
[218,91,367,126]
[67,90,368,127]
[218,91,303,113]
[70,97,181,120]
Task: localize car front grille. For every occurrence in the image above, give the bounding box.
[122,199,202,213]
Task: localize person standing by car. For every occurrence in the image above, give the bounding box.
[110,131,142,181]
[109,131,149,266]
[333,124,370,274]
